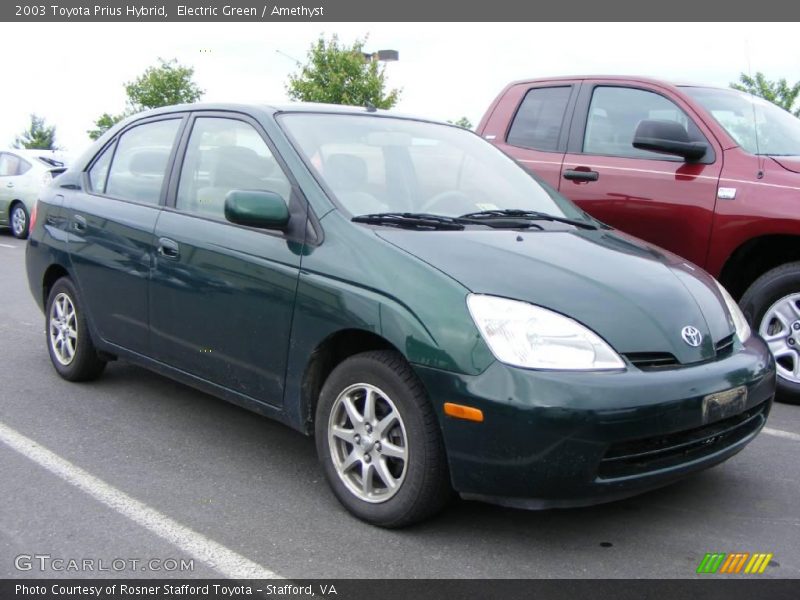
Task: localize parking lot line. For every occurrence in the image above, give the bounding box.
[0,420,283,580]
[763,427,800,442]
[0,243,17,248]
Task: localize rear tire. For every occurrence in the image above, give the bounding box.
[10,202,29,239]
[315,350,452,527]
[45,277,106,382]
[740,262,800,405]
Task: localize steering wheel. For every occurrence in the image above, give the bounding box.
[419,190,474,215]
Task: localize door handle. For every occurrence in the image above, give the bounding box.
[563,169,599,182]
[72,214,87,232]
[157,237,180,260]
[6,182,13,188]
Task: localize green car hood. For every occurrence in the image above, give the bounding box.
[376,227,735,365]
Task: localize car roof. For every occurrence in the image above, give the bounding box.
[131,101,447,124]
[505,75,729,91]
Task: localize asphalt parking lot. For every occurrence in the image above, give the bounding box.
[1,229,799,580]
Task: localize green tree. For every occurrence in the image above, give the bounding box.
[730,72,800,117]
[88,58,204,140]
[286,35,400,109]
[14,114,58,150]
[448,117,473,129]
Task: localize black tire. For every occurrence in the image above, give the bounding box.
[10,202,29,239]
[740,262,800,405]
[45,277,106,382]
[315,350,452,527]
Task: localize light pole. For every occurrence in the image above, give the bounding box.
[362,49,399,63]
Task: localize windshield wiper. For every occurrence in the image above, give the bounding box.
[352,212,547,231]
[459,209,598,230]
[352,213,467,230]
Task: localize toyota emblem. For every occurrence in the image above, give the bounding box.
[681,326,703,347]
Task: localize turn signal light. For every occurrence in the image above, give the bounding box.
[444,402,484,422]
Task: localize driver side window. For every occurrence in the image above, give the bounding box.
[176,117,291,220]
[584,87,705,160]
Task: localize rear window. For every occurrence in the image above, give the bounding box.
[104,119,181,205]
[506,86,572,151]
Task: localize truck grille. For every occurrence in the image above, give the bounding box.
[597,400,767,480]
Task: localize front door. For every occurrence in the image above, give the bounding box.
[149,114,305,406]
[560,83,722,267]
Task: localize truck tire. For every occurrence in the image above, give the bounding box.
[740,262,800,405]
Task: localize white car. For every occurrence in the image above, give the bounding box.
[0,149,70,239]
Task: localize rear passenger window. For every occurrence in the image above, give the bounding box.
[176,117,291,220]
[506,87,572,151]
[0,153,24,176]
[87,143,114,193]
[105,119,181,204]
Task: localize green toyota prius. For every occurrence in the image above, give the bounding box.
[26,103,776,527]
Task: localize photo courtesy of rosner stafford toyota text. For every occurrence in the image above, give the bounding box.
[1,1,799,598]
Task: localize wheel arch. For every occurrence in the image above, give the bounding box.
[719,234,800,300]
[297,328,402,434]
[42,263,71,307]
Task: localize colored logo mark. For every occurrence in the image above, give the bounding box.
[696,552,773,574]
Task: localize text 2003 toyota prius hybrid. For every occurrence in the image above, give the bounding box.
[26,104,776,527]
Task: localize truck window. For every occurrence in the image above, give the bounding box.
[506,86,572,152]
[583,86,704,159]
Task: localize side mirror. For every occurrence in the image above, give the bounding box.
[224,190,289,230]
[632,119,708,161]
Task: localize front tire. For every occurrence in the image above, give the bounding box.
[10,202,29,239]
[740,262,800,405]
[45,277,106,382]
[315,350,452,527]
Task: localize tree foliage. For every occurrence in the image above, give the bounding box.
[730,72,800,117]
[88,58,204,141]
[286,35,400,109]
[14,114,58,150]
[448,117,473,129]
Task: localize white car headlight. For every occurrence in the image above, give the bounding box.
[715,280,751,343]
[466,294,625,371]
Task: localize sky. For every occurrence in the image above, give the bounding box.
[0,22,798,154]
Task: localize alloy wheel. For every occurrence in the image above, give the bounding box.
[327,383,409,503]
[11,205,27,237]
[759,292,800,384]
[49,292,78,366]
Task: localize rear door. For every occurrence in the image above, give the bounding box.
[149,113,306,407]
[481,83,577,188]
[66,115,185,354]
[0,153,32,222]
[560,82,722,266]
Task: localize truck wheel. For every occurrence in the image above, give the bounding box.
[740,262,800,405]
[315,350,452,527]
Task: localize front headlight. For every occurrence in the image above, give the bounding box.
[466,294,625,371]
[714,281,751,342]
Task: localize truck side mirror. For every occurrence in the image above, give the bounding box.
[632,119,708,162]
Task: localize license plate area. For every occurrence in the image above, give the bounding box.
[702,385,747,424]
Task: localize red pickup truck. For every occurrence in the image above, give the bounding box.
[479,76,800,404]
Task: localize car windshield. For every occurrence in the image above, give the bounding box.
[279,113,587,220]
[683,86,800,156]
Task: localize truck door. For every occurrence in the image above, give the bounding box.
[479,83,577,189]
[560,82,722,267]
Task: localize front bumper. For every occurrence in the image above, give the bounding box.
[414,335,776,508]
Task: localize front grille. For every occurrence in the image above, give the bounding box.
[597,400,767,480]
[624,352,679,370]
[624,333,738,371]
[714,334,735,358]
